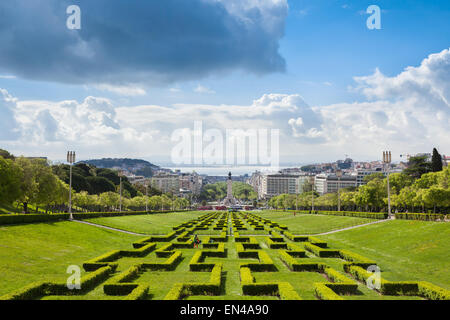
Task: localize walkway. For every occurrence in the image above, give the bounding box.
[311,218,392,236]
[71,219,148,236]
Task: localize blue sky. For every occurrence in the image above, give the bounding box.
[0,0,449,166]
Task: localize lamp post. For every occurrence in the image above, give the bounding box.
[145,181,149,212]
[383,151,392,217]
[67,151,75,220]
[118,171,123,212]
[336,169,343,212]
[311,176,315,212]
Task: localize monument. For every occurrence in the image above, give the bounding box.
[223,172,236,206]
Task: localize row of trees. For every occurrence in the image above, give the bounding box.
[269,165,450,214]
[73,191,190,212]
[199,181,257,202]
[0,149,190,213]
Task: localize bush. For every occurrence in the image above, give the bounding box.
[144,251,182,271]
[1,265,116,300]
[304,243,340,258]
[314,283,344,300]
[395,212,446,222]
[418,282,450,300]
[124,284,150,300]
[340,250,376,272]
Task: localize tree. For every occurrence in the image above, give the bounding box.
[99,192,120,211]
[0,156,23,204]
[422,186,449,213]
[0,149,15,160]
[86,176,116,194]
[431,148,443,172]
[404,155,432,179]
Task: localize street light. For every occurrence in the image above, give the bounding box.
[145,180,149,212]
[311,176,315,212]
[383,151,392,217]
[67,151,75,220]
[118,171,123,212]
[336,169,343,212]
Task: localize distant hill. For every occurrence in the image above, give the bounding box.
[80,158,160,177]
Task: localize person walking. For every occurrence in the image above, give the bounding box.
[193,234,199,248]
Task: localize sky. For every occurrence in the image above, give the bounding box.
[0,0,449,168]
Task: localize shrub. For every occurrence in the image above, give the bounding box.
[314,283,344,300]
[304,243,340,258]
[417,282,450,300]
[124,284,150,300]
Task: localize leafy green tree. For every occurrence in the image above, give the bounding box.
[387,173,413,194]
[431,148,443,172]
[0,149,15,160]
[86,176,116,194]
[0,156,23,204]
[99,192,120,211]
[363,172,385,183]
[422,186,449,213]
[404,155,432,179]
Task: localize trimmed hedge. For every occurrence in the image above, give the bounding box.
[189,245,226,271]
[124,284,150,300]
[0,210,191,226]
[0,265,116,300]
[164,263,223,300]
[144,251,182,271]
[240,251,277,271]
[265,237,288,249]
[83,243,156,271]
[239,266,301,300]
[304,243,340,258]
[314,283,344,300]
[279,210,388,220]
[395,212,447,221]
[307,236,328,248]
[347,266,450,300]
[340,250,376,272]
[286,243,306,257]
[284,231,309,242]
[279,250,325,272]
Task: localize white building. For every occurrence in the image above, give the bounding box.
[314,174,357,195]
[179,172,203,195]
[353,168,384,186]
[151,172,180,195]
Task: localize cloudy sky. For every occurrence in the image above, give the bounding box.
[0,0,449,167]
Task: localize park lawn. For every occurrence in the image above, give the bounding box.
[84,211,208,234]
[0,202,49,215]
[321,220,450,290]
[0,221,141,296]
[253,211,377,234]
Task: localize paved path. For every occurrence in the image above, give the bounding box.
[310,218,392,236]
[71,219,148,236]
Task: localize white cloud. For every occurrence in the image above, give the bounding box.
[0,75,16,79]
[194,85,216,94]
[1,48,449,163]
[94,84,147,96]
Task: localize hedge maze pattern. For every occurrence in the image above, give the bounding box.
[2,212,449,300]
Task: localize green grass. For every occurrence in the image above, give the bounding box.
[1,211,449,300]
[84,211,208,234]
[253,211,377,234]
[0,221,141,296]
[321,219,450,290]
[0,203,50,215]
